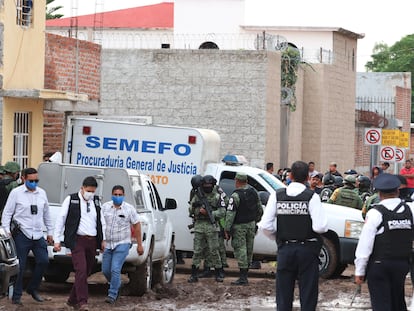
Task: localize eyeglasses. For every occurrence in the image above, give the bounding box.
[86,202,90,213]
[27,179,39,183]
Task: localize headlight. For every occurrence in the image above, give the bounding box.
[344,220,364,239]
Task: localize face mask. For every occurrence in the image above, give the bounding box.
[83,191,95,201]
[112,195,124,206]
[202,185,213,194]
[25,180,38,190]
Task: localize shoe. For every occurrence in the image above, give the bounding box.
[64,301,78,310]
[12,298,23,305]
[26,289,44,302]
[105,296,116,304]
[249,261,262,269]
[79,304,89,311]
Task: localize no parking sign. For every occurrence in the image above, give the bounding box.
[380,146,396,162]
[395,148,406,163]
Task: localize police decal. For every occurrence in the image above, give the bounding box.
[277,201,309,215]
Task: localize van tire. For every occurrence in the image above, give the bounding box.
[318,237,338,279]
[127,246,153,296]
[152,244,176,286]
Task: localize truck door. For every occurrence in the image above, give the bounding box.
[143,180,167,243]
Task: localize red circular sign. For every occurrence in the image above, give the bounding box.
[365,129,381,144]
[381,147,394,161]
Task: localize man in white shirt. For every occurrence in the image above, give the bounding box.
[259,160,328,311]
[54,176,106,311]
[1,167,53,305]
[354,173,414,310]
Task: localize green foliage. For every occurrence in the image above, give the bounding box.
[281,46,301,111]
[46,0,63,19]
[365,34,414,121]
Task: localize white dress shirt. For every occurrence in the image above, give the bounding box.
[259,182,328,240]
[1,184,53,240]
[54,191,106,243]
[354,197,414,276]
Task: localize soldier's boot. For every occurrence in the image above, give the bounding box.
[231,268,249,286]
[198,266,213,278]
[215,268,224,282]
[187,265,199,283]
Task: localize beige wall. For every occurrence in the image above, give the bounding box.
[1,0,46,167]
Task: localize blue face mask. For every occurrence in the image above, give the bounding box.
[112,195,124,206]
[25,180,38,190]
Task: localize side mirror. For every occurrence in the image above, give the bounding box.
[164,198,177,210]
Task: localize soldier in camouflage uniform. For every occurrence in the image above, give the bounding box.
[0,161,21,218]
[327,175,363,209]
[224,172,263,285]
[188,175,226,283]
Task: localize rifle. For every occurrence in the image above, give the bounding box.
[193,187,216,225]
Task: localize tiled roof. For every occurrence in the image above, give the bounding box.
[46,2,173,28]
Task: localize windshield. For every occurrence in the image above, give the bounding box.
[258,172,286,190]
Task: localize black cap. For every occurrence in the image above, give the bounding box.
[373,173,401,193]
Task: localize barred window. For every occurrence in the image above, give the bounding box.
[16,0,33,27]
[13,112,30,170]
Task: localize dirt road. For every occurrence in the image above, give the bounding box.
[1,260,413,310]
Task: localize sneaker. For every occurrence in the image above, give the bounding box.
[105,296,116,304]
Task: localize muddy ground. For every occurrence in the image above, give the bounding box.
[1,259,413,311]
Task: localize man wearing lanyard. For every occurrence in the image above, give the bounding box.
[1,167,53,306]
[259,161,328,311]
[54,176,106,311]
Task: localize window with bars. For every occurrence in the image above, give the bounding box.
[13,112,30,169]
[16,0,33,27]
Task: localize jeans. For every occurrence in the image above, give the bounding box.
[102,243,130,299]
[13,231,49,300]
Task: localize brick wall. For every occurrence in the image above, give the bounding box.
[44,33,101,100]
[43,110,65,156]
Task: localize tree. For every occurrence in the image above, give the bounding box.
[365,34,414,121]
[46,0,63,19]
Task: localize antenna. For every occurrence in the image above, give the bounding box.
[93,0,104,44]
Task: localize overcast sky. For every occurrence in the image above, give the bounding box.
[51,0,413,71]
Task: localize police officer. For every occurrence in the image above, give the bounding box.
[224,172,263,285]
[319,173,336,202]
[357,175,372,203]
[327,175,363,209]
[354,173,414,311]
[260,161,328,310]
[188,175,226,283]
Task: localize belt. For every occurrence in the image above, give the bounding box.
[78,235,96,239]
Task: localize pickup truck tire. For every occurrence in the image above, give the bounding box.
[318,237,338,279]
[127,246,153,296]
[152,244,176,286]
[44,264,71,283]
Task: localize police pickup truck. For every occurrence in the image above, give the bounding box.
[33,162,177,296]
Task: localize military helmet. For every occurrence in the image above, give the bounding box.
[357,175,371,189]
[322,173,335,186]
[4,161,21,173]
[344,169,358,175]
[201,175,216,185]
[334,176,344,187]
[343,175,356,185]
[191,175,203,189]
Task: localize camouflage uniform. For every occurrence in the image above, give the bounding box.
[361,192,380,219]
[188,184,226,282]
[225,178,263,285]
[328,186,363,209]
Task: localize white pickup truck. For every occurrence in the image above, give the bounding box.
[34,162,177,296]
[205,160,364,278]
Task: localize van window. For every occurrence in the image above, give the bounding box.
[130,176,145,208]
[258,173,286,190]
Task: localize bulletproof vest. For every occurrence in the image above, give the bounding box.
[334,188,360,209]
[371,202,413,260]
[320,187,333,202]
[276,188,317,243]
[64,194,103,250]
[193,190,220,221]
[233,187,259,224]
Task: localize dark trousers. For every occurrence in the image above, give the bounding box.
[367,258,409,311]
[13,231,49,300]
[68,235,97,306]
[276,243,319,311]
